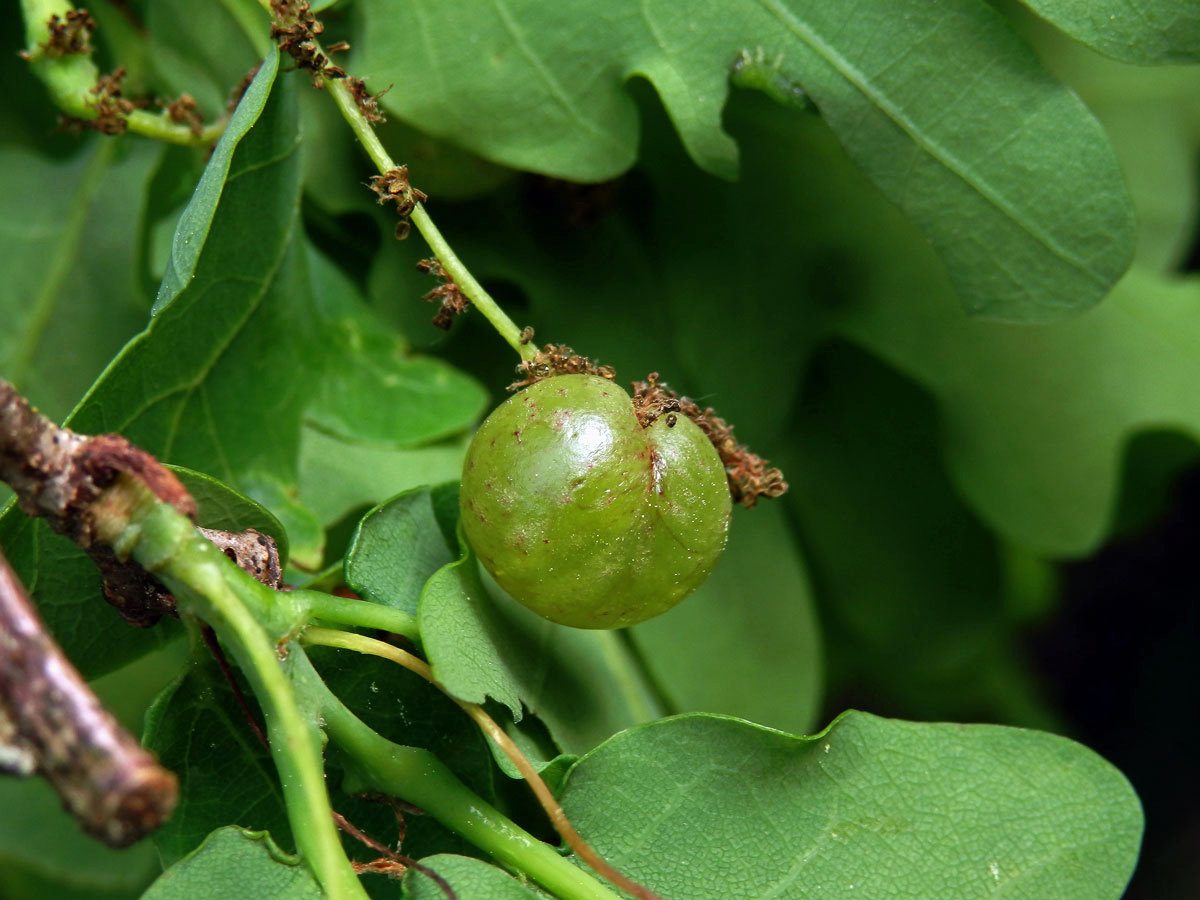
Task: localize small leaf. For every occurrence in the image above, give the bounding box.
[140,827,321,900]
[1018,0,1200,65]
[418,527,525,719]
[344,488,456,616]
[402,853,542,899]
[416,505,658,751]
[561,711,1143,900]
[479,583,662,755]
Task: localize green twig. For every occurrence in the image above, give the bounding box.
[324,69,536,362]
[294,646,625,900]
[21,0,227,147]
[91,477,367,900]
[303,627,663,900]
[293,587,419,640]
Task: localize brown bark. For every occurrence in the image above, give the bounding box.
[0,549,177,846]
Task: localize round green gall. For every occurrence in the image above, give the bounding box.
[459,373,731,629]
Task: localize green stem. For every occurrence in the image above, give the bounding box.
[325,72,536,362]
[293,587,419,639]
[93,478,366,900]
[21,0,226,147]
[303,655,623,900]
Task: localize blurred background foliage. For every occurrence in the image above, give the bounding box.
[0,0,1197,897]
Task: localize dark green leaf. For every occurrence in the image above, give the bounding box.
[1018,0,1200,64]
[402,854,542,899]
[0,509,179,679]
[778,341,1013,719]
[0,779,159,900]
[144,646,291,864]
[840,266,1200,557]
[0,138,163,420]
[144,0,263,120]
[562,711,1143,900]
[630,502,823,735]
[140,827,320,900]
[357,0,1134,320]
[0,53,311,673]
[67,52,317,489]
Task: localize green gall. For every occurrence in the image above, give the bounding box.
[460,374,731,629]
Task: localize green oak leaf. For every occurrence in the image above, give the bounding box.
[1019,14,1200,274]
[402,854,542,899]
[561,711,1143,900]
[297,427,470,530]
[62,52,314,485]
[303,245,489,450]
[356,0,1134,321]
[0,53,299,675]
[140,827,320,900]
[839,266,1200,557]
[1017,0,1200,65]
